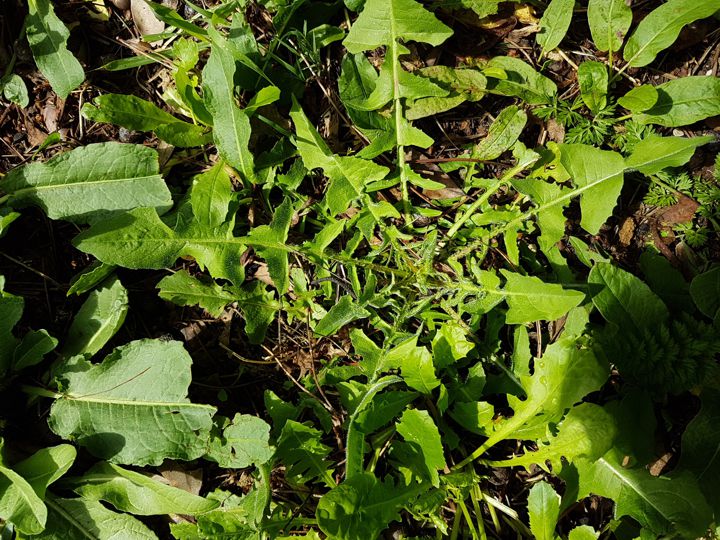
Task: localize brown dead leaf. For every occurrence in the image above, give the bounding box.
[545,118,565,143]
[513,3,539,24]
[648,452,673,476]
[617,217,635,246]
[158,463,204,495]
[109,0,131,10]
[424,174,465,200]
[657,195,699,225]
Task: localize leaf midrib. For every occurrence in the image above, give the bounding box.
[9,175,161,197]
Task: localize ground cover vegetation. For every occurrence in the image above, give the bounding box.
[1,0,720,538]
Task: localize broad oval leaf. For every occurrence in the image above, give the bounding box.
[499,270,585,324]
[1,143,172,224]
[62,276,129,358]
[633,76,720,127]
[537,0,575,53]
[587,0,632,53]
[48,339,217,466]
[625,135,712,175]
[623,0,720,67]
[485,56,557,105]
[25,0,84,98]
[206,413,274,469]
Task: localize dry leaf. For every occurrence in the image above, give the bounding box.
[131,0,165,36]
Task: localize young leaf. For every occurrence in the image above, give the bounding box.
[633,76,720,127]
[190,161,233,228]
[316,473,420,540]
[623,0,720,67]
[67,262,117,296]
[245,198,293,295]
[82,94,210,148]
[25,0,84,98]
[43,495,158,540]
[206,413,274,469]
[290,98,389,215]
[158,270,237,317]
[588,262,669,333]
[527,481,560,540]
[558,144,625,234]
[574,449,713,538]
[12,329,57,371]
[385,338,440,394]
[577,61,608,115]
[457,333,608,467]
[1,143,172,224]
[61,276,128,358]
[587,0,632,54]
[499,271,585,324]
[13,444,76,499]
[48,339,216,465]
[202,35,255,182]
[690,267,720,318]
[537,0,574,53]
[71,462,219,516]
[275,420,335,487]
[0,74,29,108]
[625,135,713,175]
[73,205,246,285]
[679,389,720,515]
[472,105,527,161]
[315,296,371,337]
[492,403,616,470]
[485,56,557,105]
[0,463,47,534]
[395,409,446,487]
[618,85,658,112]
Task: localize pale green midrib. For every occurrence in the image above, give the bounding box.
[598,457,667,518]
[626,143,707,171]
[624,5,712,66]
[215,50,251,178]
[0,465,44,518]
[59,395,215,409]
[29,0,75,82]
[46,495,97,540]
[9,174,161,197]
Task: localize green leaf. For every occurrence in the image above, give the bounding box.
[432,322,474,370]
[587,0,632,54]
[575,449,713,537]
[202,36,255,182]
[276,420,335,487]
[472,105,527,161]
[625,135,713,175]
[588,262,669,333]
[436,0,506,18]
[1,74,29,108]
[290,98,389,215]
[0,465,46,534]
[623,0,720,67]
[246,198,293,294]
[559,144,625,234]
[485,56,557,105]
[527,481,560,540]
[500,271,585,324]
[71,462,219,516]
[13,444,76,499]
[206,413,274,469]
[618,85,658,112]
[385,338,440,394]
[13,329,57,371]
[48,339,216,466]
[39,495,158,539]
[493,403,616,470]
[577,61,608,115]
[190,161,233,228]
[158,270,236,317]
[2,143,172,224]
[67,262,116,296]
[633,77,720,127]
[567,526,598,540]
[316,473,419,540]
[62,276,128,358]
[690,267,720,318]
[537,0,574,53]
[395,409,445,487]
[315,296,371,337]
[406,66,486,120]
[25,0,84,98]
[81,94,210,148]
[73,205,245,285]
[459,333,608,465]
[679,389,720,515]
